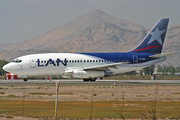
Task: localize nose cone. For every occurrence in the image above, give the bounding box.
[3,64,11,72]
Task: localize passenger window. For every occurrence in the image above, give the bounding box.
[93,60,95,62]
[84,60,86,62]
[90,60,92,62]
[87,60,89,62]
[72,60,74,63]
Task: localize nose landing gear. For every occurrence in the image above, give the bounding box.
[23,78,28,82]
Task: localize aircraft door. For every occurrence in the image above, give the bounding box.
[30,56,36,68]
[133,55,138,64]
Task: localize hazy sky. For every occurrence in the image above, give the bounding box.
[1,0,180,44]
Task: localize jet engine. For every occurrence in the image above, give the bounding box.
[72,70,104,78]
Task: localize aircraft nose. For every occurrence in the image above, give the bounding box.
[3,64,11,72]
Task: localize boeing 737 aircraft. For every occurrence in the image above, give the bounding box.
[3,18,179,82]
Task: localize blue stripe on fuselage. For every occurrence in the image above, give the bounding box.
[79,52,155,64]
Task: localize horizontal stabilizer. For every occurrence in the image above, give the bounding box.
[149,51,179,58]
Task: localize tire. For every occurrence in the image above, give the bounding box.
[90,78,96,82]
[24,78,28,82]
[83,79,90,82]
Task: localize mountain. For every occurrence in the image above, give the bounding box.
[160,25,180,66]
[54,22,146,53]
[1,9,147,51]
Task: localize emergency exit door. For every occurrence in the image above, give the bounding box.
[30,56,36,68]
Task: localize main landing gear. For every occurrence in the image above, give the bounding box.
[83,78,96,82]
[23,78,28,82]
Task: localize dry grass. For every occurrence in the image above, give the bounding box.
[0,100,179,119]
[29,92,73,95]
[0,84,179,119]
[171,92,180,95]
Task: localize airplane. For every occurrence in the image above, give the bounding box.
[3,18,179,82]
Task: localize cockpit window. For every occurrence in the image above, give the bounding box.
[12,59,22,63]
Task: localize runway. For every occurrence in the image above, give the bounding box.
[0,79,180,86]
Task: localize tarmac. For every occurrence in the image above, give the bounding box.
[0,79,180,86]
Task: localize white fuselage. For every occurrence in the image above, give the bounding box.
[3,53,166,78]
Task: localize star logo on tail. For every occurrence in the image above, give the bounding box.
[147,27,166,45]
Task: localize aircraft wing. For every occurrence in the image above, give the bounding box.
[64,62,128,74]
[83,62,128,71]
[149,51,179,58]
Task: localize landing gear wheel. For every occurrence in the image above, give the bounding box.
[83,79,90,82]
[90,78,96,82]
[24,78,28,82]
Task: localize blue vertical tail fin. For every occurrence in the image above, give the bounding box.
[130,18,169,54]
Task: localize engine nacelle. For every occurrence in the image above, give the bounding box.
[62,74,73,78]
[72,70,104,78]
